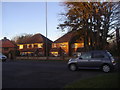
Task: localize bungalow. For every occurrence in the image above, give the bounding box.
[50,31,84,56]
[0,37,18,59]
[17,33,52,56]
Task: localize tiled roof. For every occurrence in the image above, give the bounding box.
[54,31,78,43]
[19,33,53,44]
[0,37,17,48]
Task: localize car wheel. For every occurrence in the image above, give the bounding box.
[102,65,111,73]
[69,64,77,71]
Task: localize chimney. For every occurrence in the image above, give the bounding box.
[4,37,7,40]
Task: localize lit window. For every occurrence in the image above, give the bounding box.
[51,52,58,56]
[60,44,67,47]
[19,45,23,49]
[38,44,43,48]
[72,43,84,48]
[34,45,38,48]
[51,52,58,54]
[53,44,57,48]
[29,45,32,48]
[27,44,30,48]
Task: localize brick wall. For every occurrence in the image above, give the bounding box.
[16,56,72,60]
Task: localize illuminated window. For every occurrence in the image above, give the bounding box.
[26,44,33,48]
[19,45,23,49]
[51,52,58,56]
[53,44,57,48]
[72,43,84,48]
[74,44,78,48]
[29,45,32,48]
[23,45,27,48]
[34,45,38,48]
[38,44,43,48]
[60,44,67,47]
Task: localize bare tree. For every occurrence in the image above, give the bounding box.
[12,33,33,44]
[58,1,120,51]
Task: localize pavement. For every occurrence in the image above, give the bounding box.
[2,59,117,88]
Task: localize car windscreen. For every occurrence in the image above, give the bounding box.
[106,52,112,57]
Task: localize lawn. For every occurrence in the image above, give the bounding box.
[64,73,120,88]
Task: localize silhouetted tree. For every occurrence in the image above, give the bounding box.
[58,1,120,51]
[12,33,33,44]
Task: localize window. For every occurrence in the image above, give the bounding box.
[80,52,91,59]
[34,45,38,48]
[23,45,27,48]
[92,52,105,58]
[19,45,23,49]
[53,44,57,48]
[29,45,32,48]
[38,44,43,48]
[72,44,77,48]
[60,44,67,47]
[51,52,58,56]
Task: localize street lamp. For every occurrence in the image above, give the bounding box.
[45,1,48,58]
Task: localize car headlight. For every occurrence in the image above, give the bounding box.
[111,58,116,65]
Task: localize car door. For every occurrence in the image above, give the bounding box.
[89,52,104,67]
[77,52,92,67]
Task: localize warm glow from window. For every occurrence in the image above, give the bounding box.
[51,52,58,54]
[27,52,33,54]
[27,44,30,48]
[38,44,43,48]
[53,44,57,48]
[60,42,68,47]
[51,52,58,56]
[72,43,84,48]
[19,45,23,49]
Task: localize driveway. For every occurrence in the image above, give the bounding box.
[2,60,107,88]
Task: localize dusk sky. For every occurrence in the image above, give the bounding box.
[1,1,67,41]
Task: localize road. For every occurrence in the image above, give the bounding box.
[2,60,109,88]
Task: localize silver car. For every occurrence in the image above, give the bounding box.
[68,50,116,73]
[0,53,7,62]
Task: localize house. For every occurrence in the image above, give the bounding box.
[50,31,84,56]
[0,37,18,59]
[17,33,52,56]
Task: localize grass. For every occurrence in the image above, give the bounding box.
[64,73,120,88]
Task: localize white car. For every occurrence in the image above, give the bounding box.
[0,53,7,62]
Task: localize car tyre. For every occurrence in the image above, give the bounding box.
[102,64,111,73]
[69,64,77,71]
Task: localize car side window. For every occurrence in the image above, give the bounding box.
[92,52,105,58]
[80,52,91,59]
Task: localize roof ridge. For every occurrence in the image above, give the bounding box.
[54,30,77,43]
[19,33,53,44]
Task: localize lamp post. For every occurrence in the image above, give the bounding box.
[45,1,48,59]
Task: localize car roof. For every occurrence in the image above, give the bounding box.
[90,50,107,52]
